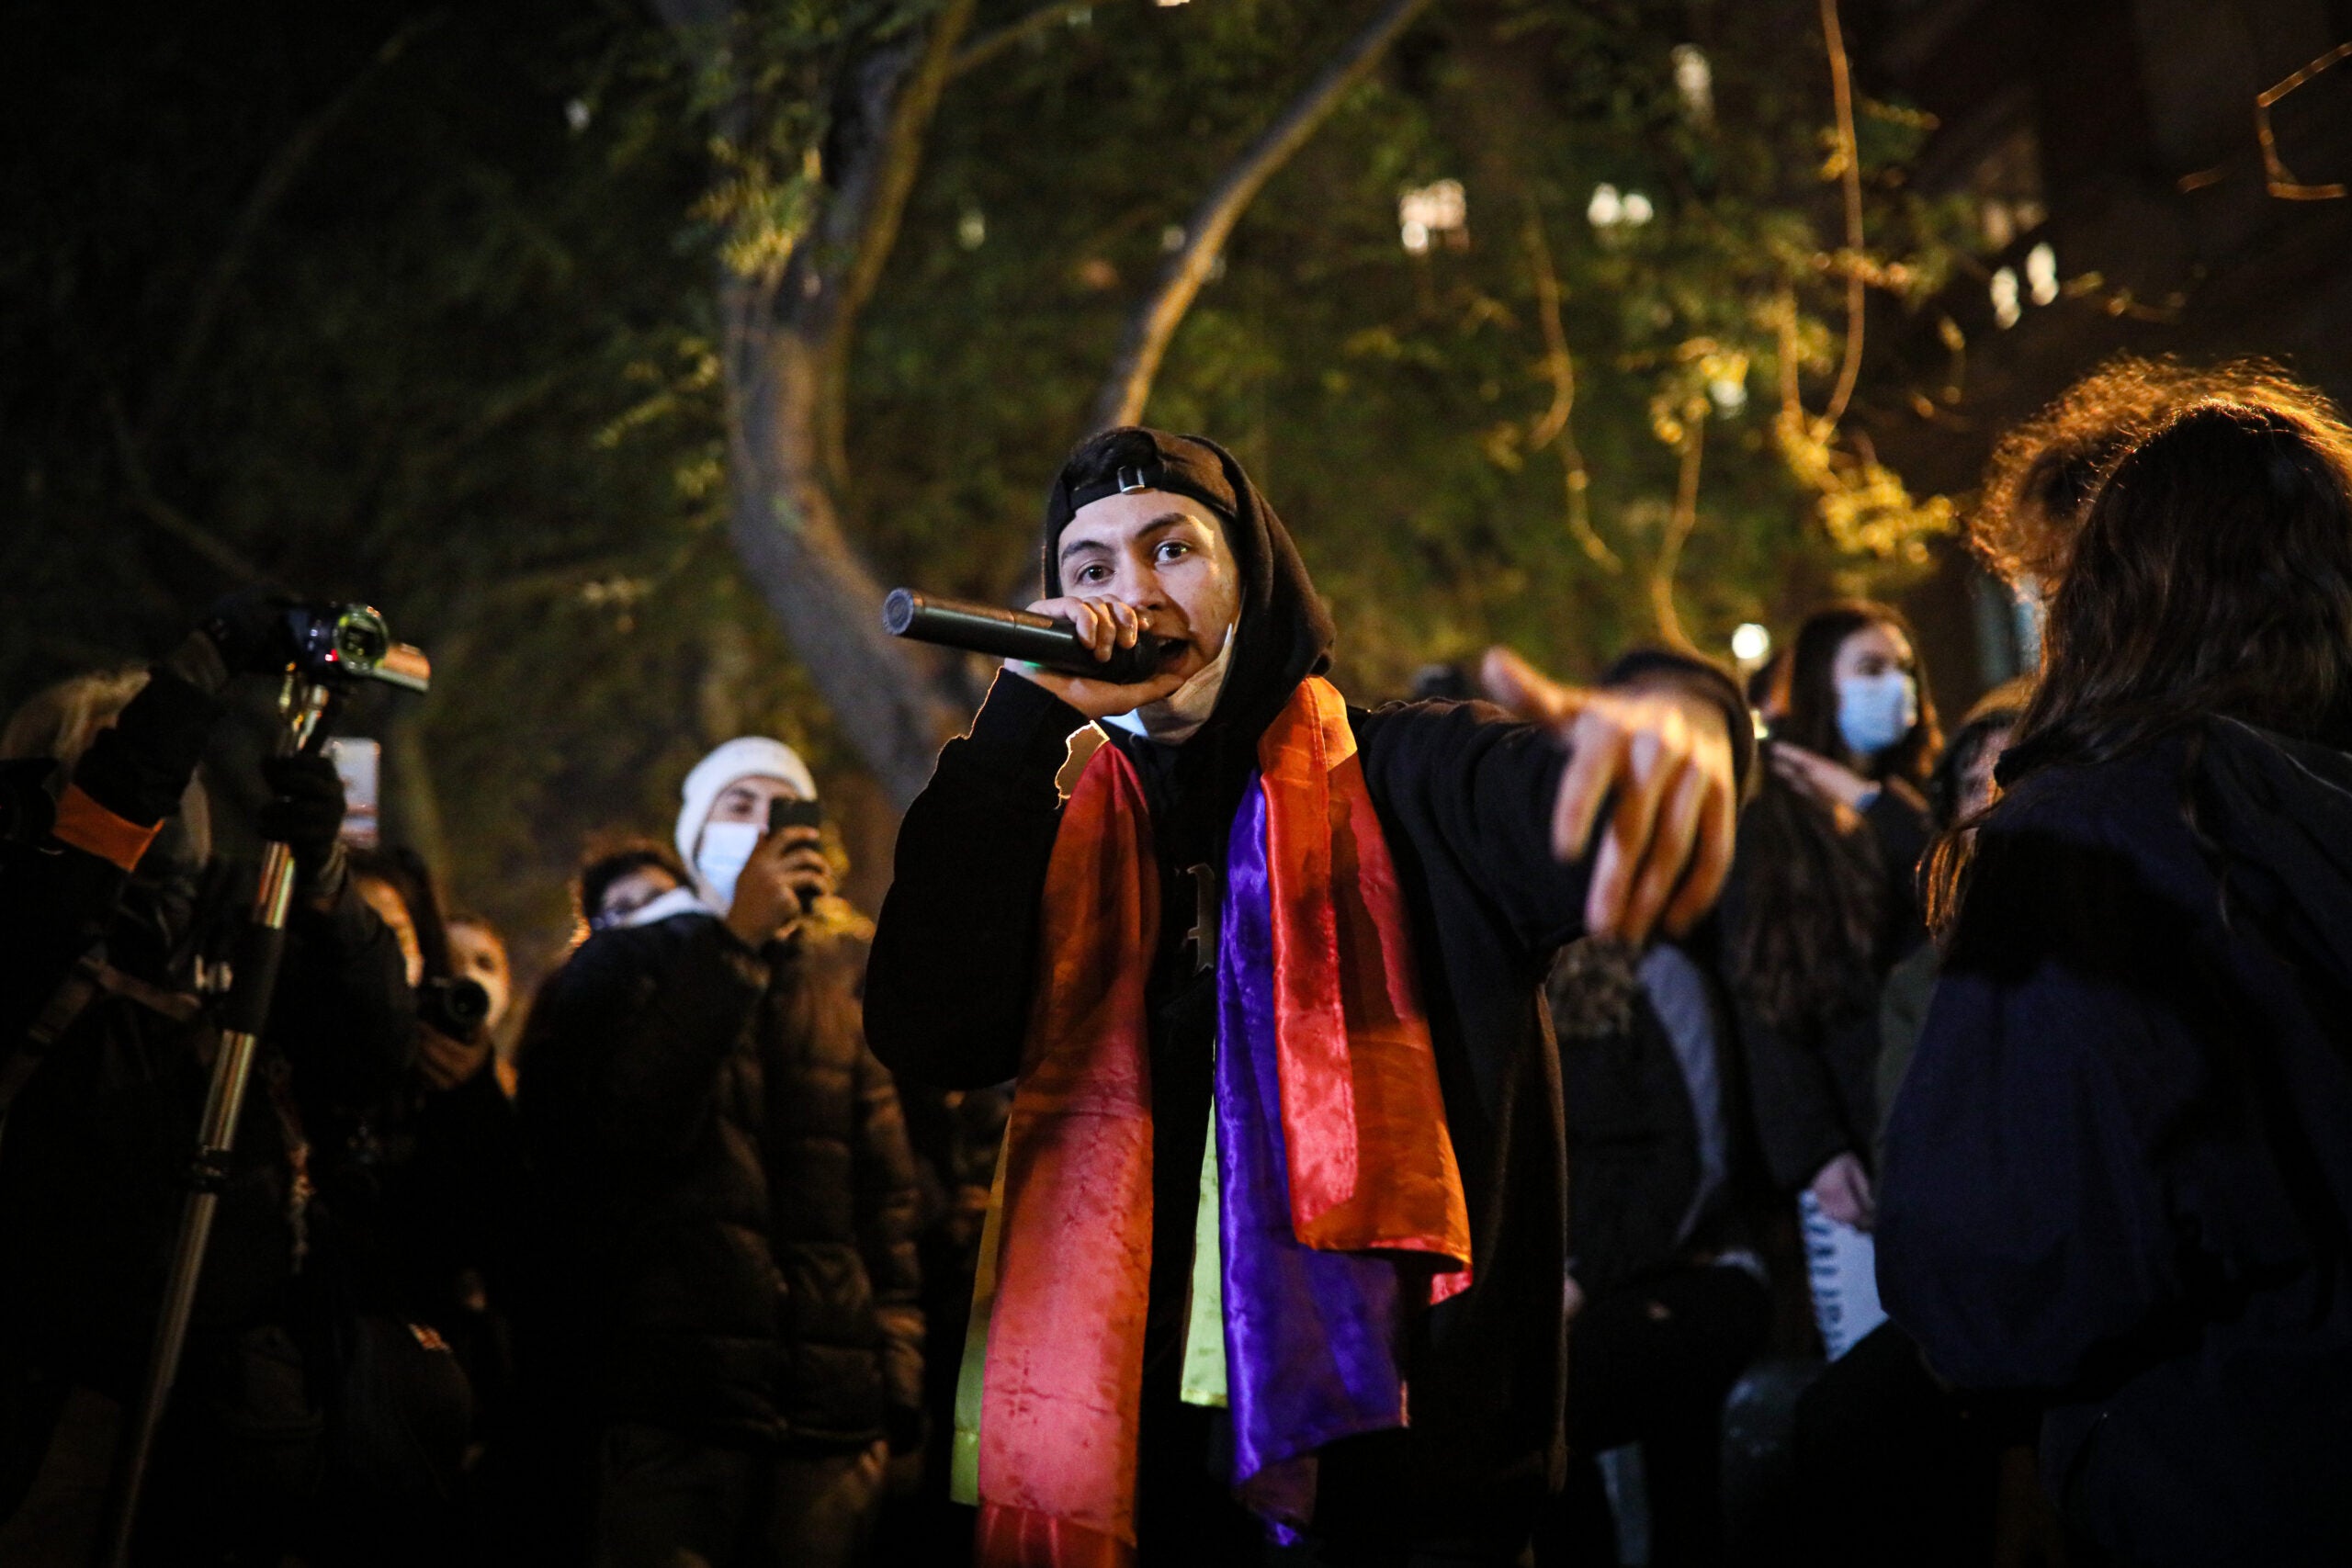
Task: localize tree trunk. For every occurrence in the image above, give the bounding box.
[662,0,979,807]
[1091,0,1440,432]
[950,2,1096,80]
[718,265,960,805]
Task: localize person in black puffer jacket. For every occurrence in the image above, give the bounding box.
[518,737,922,1568]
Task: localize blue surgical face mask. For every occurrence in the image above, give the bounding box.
[695,820,762,910]
[1836,671,1918,759]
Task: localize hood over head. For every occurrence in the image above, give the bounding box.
[1043,427,1334,750]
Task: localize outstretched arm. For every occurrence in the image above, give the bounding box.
[1482,648,1747,945]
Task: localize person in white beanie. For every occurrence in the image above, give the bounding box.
[672,736,822,922]
[517,737,923,1568]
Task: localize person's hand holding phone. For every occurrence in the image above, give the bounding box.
[769,797,834,912]
[722,798,831,950]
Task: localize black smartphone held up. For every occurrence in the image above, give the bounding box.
[767,796,824,835]
[768,796,826,914]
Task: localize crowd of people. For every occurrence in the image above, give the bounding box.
[1,355,2347,1568]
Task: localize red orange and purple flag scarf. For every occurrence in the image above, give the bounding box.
[954,676,1471,1567]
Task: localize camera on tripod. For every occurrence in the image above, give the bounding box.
[285,604,431,694]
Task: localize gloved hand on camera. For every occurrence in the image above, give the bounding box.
[198,586,301,676]
[256,754,347,888]
[152,586,299,698]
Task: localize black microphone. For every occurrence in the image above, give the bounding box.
[882,590,1176,685]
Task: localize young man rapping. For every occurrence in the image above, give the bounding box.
[865,428,1748,1567]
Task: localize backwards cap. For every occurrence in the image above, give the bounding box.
[1043,428,1334,750]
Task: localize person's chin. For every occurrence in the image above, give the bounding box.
[1158,651,1208,686]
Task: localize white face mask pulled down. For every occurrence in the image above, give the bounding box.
[1105,623,1235,746]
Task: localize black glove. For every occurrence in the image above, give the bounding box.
[199,586,300,676]
[255,753,346,873]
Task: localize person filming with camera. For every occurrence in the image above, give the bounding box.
[0,591,423,1564]
[517,737,924,1568]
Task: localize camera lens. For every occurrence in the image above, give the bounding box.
[331,606,390,671]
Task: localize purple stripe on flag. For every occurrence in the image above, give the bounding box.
[1215,777,1408,1534]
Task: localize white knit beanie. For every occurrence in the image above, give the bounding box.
[673,736,820,894]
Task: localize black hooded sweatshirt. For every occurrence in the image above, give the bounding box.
[1879,720,2352,1567]
[865,430,1751,1517]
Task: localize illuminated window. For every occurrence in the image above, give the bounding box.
[2025,242,2058,305]
[1990,267,2021,329]
[1672,45,1713,124]
[1587,183,1655,231]
[1399,179,1469,254]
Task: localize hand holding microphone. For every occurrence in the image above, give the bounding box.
[1007,595,1193,719]
[883,588,1190,720]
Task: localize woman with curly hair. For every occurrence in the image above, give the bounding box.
[1881,382,2352,1565]
[1971,354,2307,593]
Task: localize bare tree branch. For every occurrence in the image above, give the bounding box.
[1650,404,1706,654]
[141,13,443,448]
[1817,0,1866,428]
[104,389,266,582]
[813,0,982,489]
[1091,0,1439,432]
[949,0,1093,80]
[1521,207,1617,571]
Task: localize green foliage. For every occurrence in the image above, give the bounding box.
[679,0,947,276]
[2,0,1981,968]
[854,0,1976,696]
